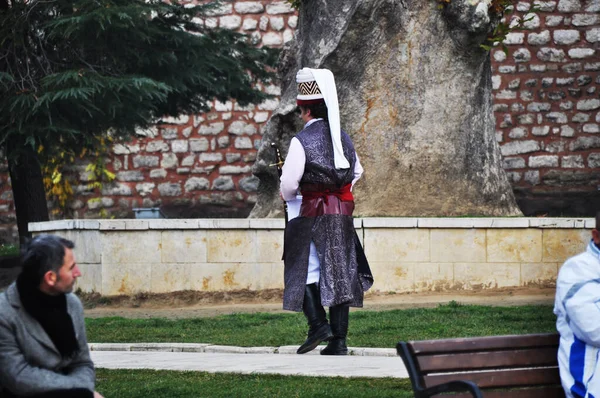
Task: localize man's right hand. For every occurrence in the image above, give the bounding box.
[94,391,105,398]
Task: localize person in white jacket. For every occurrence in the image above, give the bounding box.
[554,211,600,398]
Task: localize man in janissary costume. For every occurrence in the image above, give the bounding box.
[280,67,374,355]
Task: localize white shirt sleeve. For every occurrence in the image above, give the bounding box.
[351,152,364,189]
[280,137,305,201]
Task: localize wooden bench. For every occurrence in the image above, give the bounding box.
[396,333,564,398]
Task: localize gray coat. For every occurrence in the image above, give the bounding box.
[0,283,95,396]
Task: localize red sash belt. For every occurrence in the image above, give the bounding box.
[299,183,355,217]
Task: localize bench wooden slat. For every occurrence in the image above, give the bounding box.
[440,386,565,398]
[417,347,558,372]
[424,367,560,390]
[410,333,559,355]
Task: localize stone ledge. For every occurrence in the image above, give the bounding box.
[148,219,201,229]
[30,217,595,232]
[248,218,285,229]
[29,220,75,232]
[362,218,418,228]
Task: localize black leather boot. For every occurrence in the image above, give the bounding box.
[320,305,349,355]
[297,283,333,354]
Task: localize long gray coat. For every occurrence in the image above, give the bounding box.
[0,283,95,396]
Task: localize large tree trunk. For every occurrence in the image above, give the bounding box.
[7,141,49,244]
[251,0,521,218]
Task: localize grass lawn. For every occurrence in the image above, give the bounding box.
[86,302,557,347]
[90,304,557,396]
[96,369,414,397]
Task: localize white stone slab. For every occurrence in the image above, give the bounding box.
[471,219,497,228]
[131,343,184,352]
[52,230,102,263]
[29,220,74,232]
[487,218,530,228]
[205,345,253,354]
[98,220,127,230]
[527,218,576,228]
[574,219,586,228]
[181,344,212,353]
[73,220,101,230]
[147,219,200,229]
[586,219,597,229]
[198,219,250,229]
[352,348,396,357]
[362,218,418,228]
[76,263,102,293]
[162,230,207,263]
[417,218,475,228]
[89,343,132,351]
[124,220,149,230]
[249,218,285,229]
[277,345,323,355]
[244,347,278,354]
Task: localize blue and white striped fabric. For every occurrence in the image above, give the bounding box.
[555,241,600,398]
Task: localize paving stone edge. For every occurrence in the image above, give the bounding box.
[88,343,397,357]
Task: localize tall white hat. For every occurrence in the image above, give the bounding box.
[295,68,350,170]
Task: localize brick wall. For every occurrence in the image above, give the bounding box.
[492,0,600,215]
[0,0,597,242]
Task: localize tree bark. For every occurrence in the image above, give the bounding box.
[7,141,49,244]
[251,0,521,218]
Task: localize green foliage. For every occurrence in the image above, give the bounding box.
[481,3,540,53]
[85,305,556,346]
[96,369,414,398]
[0,0,278,163]
[286,0,302,9]
[42,136,116,214]
[0,244,19,257]
[436,0,538,52]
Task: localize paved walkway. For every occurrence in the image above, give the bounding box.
[89,343,408,378]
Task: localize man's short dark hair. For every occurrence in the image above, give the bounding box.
[299,101,328,120]
[20,235,75,284]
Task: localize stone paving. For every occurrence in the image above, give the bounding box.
[90,343,408,379]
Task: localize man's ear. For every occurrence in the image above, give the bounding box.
[43,271,57,287]
[593,229,600,245]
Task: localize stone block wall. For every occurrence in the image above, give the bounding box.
[30,217,595,295]
[492,0,600,215]
[0,0,598,242]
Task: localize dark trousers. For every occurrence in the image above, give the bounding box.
[3,388,93,398]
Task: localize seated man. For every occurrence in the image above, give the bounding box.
[555,211,600,398]
[0,235,103,398]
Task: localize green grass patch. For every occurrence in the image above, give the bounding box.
[86,303,556,347]
[96,369,413,397]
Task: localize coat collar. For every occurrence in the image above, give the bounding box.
[587,240,600,261]
[6,282,61,356]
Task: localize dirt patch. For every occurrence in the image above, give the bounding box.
[83,286,557,319]
[79,288,284,310]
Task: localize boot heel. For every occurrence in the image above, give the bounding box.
[320,305,349,355]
